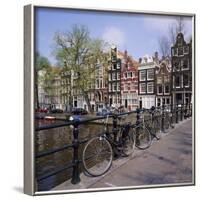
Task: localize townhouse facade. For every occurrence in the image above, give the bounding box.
[155,58,172,107]
[108,45,121,107]
[119,50,139,111]
[171,32,192,106]
[138,54,158,109]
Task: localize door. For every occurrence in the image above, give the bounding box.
[125,99,128,108]
[139,100,142,109]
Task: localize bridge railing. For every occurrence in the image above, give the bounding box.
[35,103,192,189]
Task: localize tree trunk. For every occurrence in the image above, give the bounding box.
[82,89,93,113]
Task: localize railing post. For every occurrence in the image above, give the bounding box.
[136,108,140,126]
[113,114,118,142]
[135,108,141,138]
[170,103,174,126]
[112,113,118,158]
[189,103,192,117]
[180,103,183,121]
[161,104,165,132]
[71,120,81,184]
[176,103,179,123]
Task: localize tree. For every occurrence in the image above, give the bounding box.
[35,53,50,109]
[158,17,189,58]
[158,36,170,58]
[53,25,108,113]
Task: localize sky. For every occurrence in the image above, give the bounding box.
[35,7,193,65]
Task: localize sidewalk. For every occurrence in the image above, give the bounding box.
[52,118,193,191]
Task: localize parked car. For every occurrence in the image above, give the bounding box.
[50,108,64,113]
[96,108,112,116]
[35,107,48,113]
[71,108,88,115]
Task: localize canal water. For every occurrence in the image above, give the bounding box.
[35,118,111,191]
[35,114,137,191]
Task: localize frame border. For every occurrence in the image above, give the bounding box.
[24,4,196,196]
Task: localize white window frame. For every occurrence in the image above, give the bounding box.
[139,70,146,81]
[157,85,163,95]
[147,69,154,80]
[164,84,170,95]
[124,83,128,91]
[147,82,154,94]
[173,48,178,56]
[139,83,146,94]
[182,59,189,71]
[183,45,189,54]
[112,72,116,80]
[117,72,120,80]
[112,83,117,91]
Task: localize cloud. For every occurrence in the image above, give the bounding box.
[102,27,126,48]
[143,15,192,39]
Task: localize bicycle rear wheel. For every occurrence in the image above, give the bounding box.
[135,125,152,150]
[153,118,162,139]
[164,115,170,132]
[82,136,113,177]
[122,128,136,156]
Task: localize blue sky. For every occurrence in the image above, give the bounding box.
[35,7,192,65]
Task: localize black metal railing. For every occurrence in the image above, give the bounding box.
[35,103,192,188]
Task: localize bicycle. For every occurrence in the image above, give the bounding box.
[82,109,136,177]
[145,107,162,140]
[134,109,152,150]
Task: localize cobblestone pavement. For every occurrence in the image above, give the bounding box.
[91,118,193,188]
[52,118,193,191]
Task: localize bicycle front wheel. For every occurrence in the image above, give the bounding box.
[82,136,113,177]
[135,125,152,150]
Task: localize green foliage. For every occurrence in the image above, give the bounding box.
[53,24,109,112]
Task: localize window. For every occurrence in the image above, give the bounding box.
[124,83,128,91]
[127,72,132,78]
[182,59,189,70]
[113,63,117,70]
[165,85,170,94]
[183,74,189,87]
[178,47,183,56]
[184,46,189,54]
[100,79,103,88]
[173,60,180,71]
[140,83,146,93]
[117,61,121,69]
[112,72,116,80]
[117,72,120,80]
[131,82,135,90]
[164,75,170,83]
[113,83,117,91]
[173,48,178,56]
[124,72,127,79]
[147,82,154,93]
[96,80,99,89]
[147,69,154,80]
[139,70,146,81]
[158,85,162,94]
[157,77,162,84]
[175,75,181,87]
[109,73,112,81]
[157,98,161,107]
[166,98,170,105]
[117,83,120,91]
[162,98,166,105]
[109,83,112,91]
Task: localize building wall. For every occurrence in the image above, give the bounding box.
[171,33,192,106]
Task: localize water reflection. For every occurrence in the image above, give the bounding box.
[35,119,105,191]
